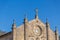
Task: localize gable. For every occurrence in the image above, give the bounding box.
[16,19,47,40]
[0,30,6,36]
[16,18,55,40]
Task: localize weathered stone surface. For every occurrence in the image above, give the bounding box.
[0,19,59,40]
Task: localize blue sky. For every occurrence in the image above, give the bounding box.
[0,0,60,34]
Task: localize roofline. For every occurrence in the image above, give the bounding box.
[0,31,12,37]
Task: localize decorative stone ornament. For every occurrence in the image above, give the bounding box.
[33,25,42,36]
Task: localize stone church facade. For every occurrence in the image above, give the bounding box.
[0,8,59,40]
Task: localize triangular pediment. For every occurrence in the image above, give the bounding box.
[16,19,47,40]
[17,19,46,29]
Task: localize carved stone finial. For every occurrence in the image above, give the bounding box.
[46,18,50,27]
[55,26,58,33]
[12,19,16,28]
[24,13,28,23]
[35,8,38,19]
[46,18,48,23]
